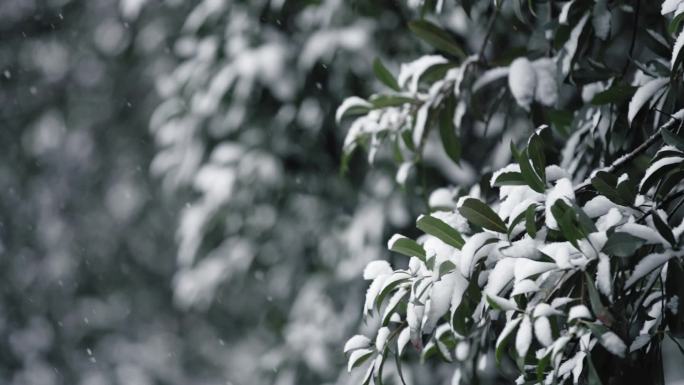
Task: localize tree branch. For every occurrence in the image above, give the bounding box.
[574,128,661,192]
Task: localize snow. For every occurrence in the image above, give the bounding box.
[375,327,390,351]
[559,1,576,24]
[533,303,564,317]
[532,58,559,107]
[489,163,521,188]
[511,279,541,296]
[600,331,626,357]
[496,317,522,350]
[625,251,676,288]
[595,208,623,231]
[388,233,408,250]
[628,77,669,125]
[545,178,575,230]
[423,273,456,333]
[568,305,592,321]
[639,156,683,192]
[344,334,370,353]
[501,236,541,259]
[578,231,608,260]
[514,258,557,282]
[534,316,554,347]
[484,258,516,296]
[516,316,533,358]
[455,340,470,361]
[363,260,393,280]
[473,67,509,93]
[583,195,617,218]
[618,223,669,246]
[396,162,413,185]
[449,271,470,316]
[663,0,684,14]
[596,253,612,298]
[412,103,430,147]
[538,242,574,269]
[397,55,449,93]
[508,57,537,111]
[561,14,589,76]
[545,165,570,182]
[347,348,373,372]
[383,288,408,323]
[459,232,498,278]
[431,210,471,234]
[397,327,410,355]
[429,188,457,209]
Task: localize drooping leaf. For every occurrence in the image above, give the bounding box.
[373,58,400,91]
[388,234,426,259]
[458,198,508,233]
[417,214,465,249]
[438,96,461,164]
[408,20,466,59]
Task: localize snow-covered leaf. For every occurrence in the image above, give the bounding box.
[364,260,392,280]
[388,234,426,259]
[625,252,676,288]
[348,348,374,372]
[345,335,372,353]
[336,97,372,123]
[515,315,533,358]
[627,77,669,126]
[508,57,537,111]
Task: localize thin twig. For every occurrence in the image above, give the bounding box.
[574,128,662,192]
[478,6,499,65]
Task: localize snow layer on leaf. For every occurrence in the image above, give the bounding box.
[625,251,676,288]
[449,270,470,315]
[583,195,617,218]
[568,305,592,321]
[533,303,564,317]
[497,317,522,350]
[345,335,371,353]
[578,231,608,260]
[511,279,541,295]
[514,258,557,282]
[429,188,457,209]
[363,260,393,280]
[663,0,684,15]
[423,273,456,333]
[501,236,540,259]
[538,242,574,269]
[398,55,448,93]
[596,253,612,298]
[546,165,570,182]
[508,57,537,111]
[347,348,373,372]
[516,316,533,358]
[628,77,669,125]
[498,186,545,221]
[473,67,509,93]
[397,327,410,355]
[559,0,576,24]
[600,331,626,357]
[364,274,389,315]
[396,162,413,185]
[413,102,430,147]
[596,208,623,232]
[639,156,683,192]
[459,232,498,278]
[534,316,554,347]
[376,327,390,351]
[484,258,516,296]
[490,163,521,187]
[431,210,471,234]
[618,223,669,246]
[545,178,575,230]
[561,13,589,76]
[336,96,371,123]
[532,58,559,106]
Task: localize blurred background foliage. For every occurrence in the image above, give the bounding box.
[0,0,453,384]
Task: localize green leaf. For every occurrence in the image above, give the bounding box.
[603,232,646,257]
[388,235,426,259]
[666,261,684,337]
[551,201,584,247]
[587,353,604,385]
[512,142,546,193]
[372,58,400,91]
[408,20,466,59]
[590,83,637,105]
[458,198,508,233]
[584,272,615,326]
[662,127,684,152]
[439,96,461,164]
[652,211,676,246]
[416,214,465,249]
[527,133,546,182]
[591,171,625,205]
[369,94,417,108]
[525,204,538,238]
[492,171,527,186]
